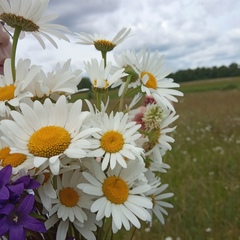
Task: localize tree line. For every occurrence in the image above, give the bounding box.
[168,63,240,83]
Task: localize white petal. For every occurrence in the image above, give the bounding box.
[120,204,140,228]
[124,201,151,221]
[33,157,48,167]
[56,219,69,240]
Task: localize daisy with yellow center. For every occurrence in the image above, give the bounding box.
[0,95,100,175]
[78,159,153,233]
[76,27,131,52]
[89,111,144,170]
[0,140,34,175]
[45,170,97,240]
[130,48,184,111]
[0,0,69,49]
[84,58,127,90]
[0,58,39,117]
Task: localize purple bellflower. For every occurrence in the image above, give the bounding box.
[0,194,46,239]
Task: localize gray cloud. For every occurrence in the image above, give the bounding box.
[48,0,121,32]
[14,0,240,73]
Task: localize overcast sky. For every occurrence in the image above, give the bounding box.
[16,0,240,74]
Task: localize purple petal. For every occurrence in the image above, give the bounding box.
[13,176,30,187]
[8,183,24,196]
[0,186,10,201]
[13,176,40,190]
[17,195,34,214]
[23,215,46,233]
[9,225,25,240]
[25,178,40,189]
[0,165,12,187]
[0,216,10,236]
[0,203,14,215]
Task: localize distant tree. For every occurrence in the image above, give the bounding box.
[229,63,240,76]
[169,62,240,82]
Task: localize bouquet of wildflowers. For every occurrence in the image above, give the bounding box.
[0,0,183,239]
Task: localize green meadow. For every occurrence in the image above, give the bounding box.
[78,77,240,240]
[154,77,240,240]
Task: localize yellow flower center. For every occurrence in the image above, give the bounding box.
[92,79,109,89]
[94,39,116,52]
[0,13,39,32]
[0,84,16,101]
[0,147,27,167]
[28,126,71,158]
[141,71,157,90]
[102,176,129,204]
[59,187,79,207]
[0,147,10,159]
[100,131,124,153]
[104,79,109,88]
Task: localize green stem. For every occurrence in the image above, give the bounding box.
[96,91,102,112]
[101,51,107,67]
[125,85,142,98]
[119,75,132,112]
[99,51,108,107]
[11,26,22,82]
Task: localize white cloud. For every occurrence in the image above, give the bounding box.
[14,0,240,74]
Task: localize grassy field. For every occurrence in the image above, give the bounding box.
[112,77,240,240]
[158,89,240,240]
[179,76,240,93]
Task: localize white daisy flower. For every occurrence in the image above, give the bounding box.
[0,0,69,48]
[130,48,183,111]
[0,137,34,175]
[0,95,100,175]
[25,59,82,100]
[145,170,174,225]
[84,58,127,90]
[45,210,100,240]
[45,170,99,240]
[0,58,40,117]
[76,27,131,52]
[49,170,94,222]
[111,49,141,96]
[78,159,153,233]
[89,111,144,170]
[27,59,82,99]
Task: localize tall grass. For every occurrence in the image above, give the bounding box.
[158,89,240,240]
